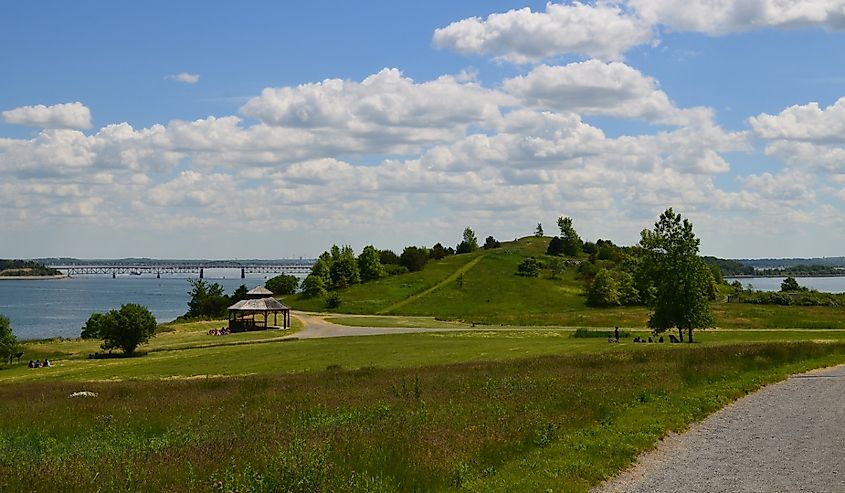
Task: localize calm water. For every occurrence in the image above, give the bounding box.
[725,276,845,293]
[0,271,283,340]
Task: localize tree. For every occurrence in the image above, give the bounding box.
[535,223,544,237]
[400,246,429,272]
[557,216,583,257]
[231,284,249,303]
[94,303,157,355]
[430,243,448,259]
[186,279,230,318]
[456,227,479,254]
[379,249,400,265]
[266,274,299,295]
[0,314,20,365]
[546,236,564,256]
[81,312,106,339]
[483,236,501,249]
[639,208,714,343]
[516,257,541,277]
[357,245,384,282]
[587,269,621,306]
[781,276,801,292]
[301,274,327,298]
[329,246,360,289]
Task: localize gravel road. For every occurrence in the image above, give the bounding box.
[594,364,845,493]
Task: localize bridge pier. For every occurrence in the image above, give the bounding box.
[156,271,160,279]
[241,268,245,279]
[112,272,116,279]
[199,268,204,279]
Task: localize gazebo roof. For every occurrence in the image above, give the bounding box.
[228,297,289,312]
[247,286,274,296]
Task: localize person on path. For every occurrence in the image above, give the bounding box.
[614,326,620,342]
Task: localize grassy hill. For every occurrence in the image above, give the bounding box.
[281,236,613,323]
[282,236,845,330]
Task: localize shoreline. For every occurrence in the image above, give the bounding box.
[0,274,69,280]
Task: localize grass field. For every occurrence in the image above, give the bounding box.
[2,341,843,492]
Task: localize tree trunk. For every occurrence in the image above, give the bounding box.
[687,328,694,343]
[678,327,683,342]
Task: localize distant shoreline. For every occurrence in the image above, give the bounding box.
[725,274,845,278]
[0,274,69,280]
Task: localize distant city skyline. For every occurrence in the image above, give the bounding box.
[2,1,845,259]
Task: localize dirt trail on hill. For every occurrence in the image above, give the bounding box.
[593,364,845,493]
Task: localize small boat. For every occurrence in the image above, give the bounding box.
[130,270,142,276]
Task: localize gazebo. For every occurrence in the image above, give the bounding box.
[245,286,274,299]
[227,296,291,332]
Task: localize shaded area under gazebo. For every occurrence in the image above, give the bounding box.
[227,297,291,332]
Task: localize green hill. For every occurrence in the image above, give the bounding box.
[282,237,650,327]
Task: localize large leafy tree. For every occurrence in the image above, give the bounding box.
[186,279,230,318]
[456,227,479,254]
[0,314,20,365]
[556,216,583,257]
[639,208,714,343]
[400,246,429,272]
[329,245,360,289]
[266,274,299,295]
[357,245,384,282]
[85,303,157,355]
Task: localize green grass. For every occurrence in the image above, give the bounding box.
[2,342,843,492]
[324,315,471,329]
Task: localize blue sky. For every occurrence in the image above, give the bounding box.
[2,1,845,259]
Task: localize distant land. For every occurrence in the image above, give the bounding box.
[34,257,315,266]
[737,257,845,269]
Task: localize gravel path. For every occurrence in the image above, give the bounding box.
[594,364,845,493]
[291,311,456,339]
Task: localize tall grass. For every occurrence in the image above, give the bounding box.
[1,342,843,492]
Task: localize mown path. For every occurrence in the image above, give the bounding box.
[594,364,845,493]
[375,254,486,315]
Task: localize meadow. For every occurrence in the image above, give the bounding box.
[4,235,845,491]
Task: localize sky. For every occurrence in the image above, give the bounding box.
[2,1,845,259]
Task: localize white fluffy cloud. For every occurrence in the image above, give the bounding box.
[2,102,92,130]
[629,0,845,34]
[432,2,653,62]
[749,97,845,142]
[503,61,712,125]
[165,72,200,84]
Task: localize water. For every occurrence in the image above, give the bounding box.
[725,276,845,293]
[0,271,283,340]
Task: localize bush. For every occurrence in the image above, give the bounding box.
[301,274,327,298]
[325,292,342,309]
[483,236,501,249]
[384,264,410,276]
[516,257,541,277]
[266,274,299,295]
[572,328,631,339]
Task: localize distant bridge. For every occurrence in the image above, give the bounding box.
[49,260,315,279]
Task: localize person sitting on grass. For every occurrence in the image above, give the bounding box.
[34,360,41,368]
[28,360,34,369]
[44,359,51,368]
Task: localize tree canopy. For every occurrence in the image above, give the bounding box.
[456,227,479,254]
[266,274,299,295]
[781,276,801,292]
[185,279,230,318]
[534,223,544,237]
[400,246,429,272]
[0,314,20,365]
[639,208,714,342]
[556,216,583,257]
[357,245,384,282]
[83,303,157,355]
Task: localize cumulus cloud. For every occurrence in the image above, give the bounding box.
[2,102,92,130]
[749,97,845,143]
[432,2,653,62]
[503,61,712,125]
[165,72,200,84]
[629,0,845,35]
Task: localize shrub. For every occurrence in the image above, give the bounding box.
[325,292,342,309]
[85,303,157,355]
[516,257,541,277]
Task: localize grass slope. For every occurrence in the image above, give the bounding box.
[284,237,845,330]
